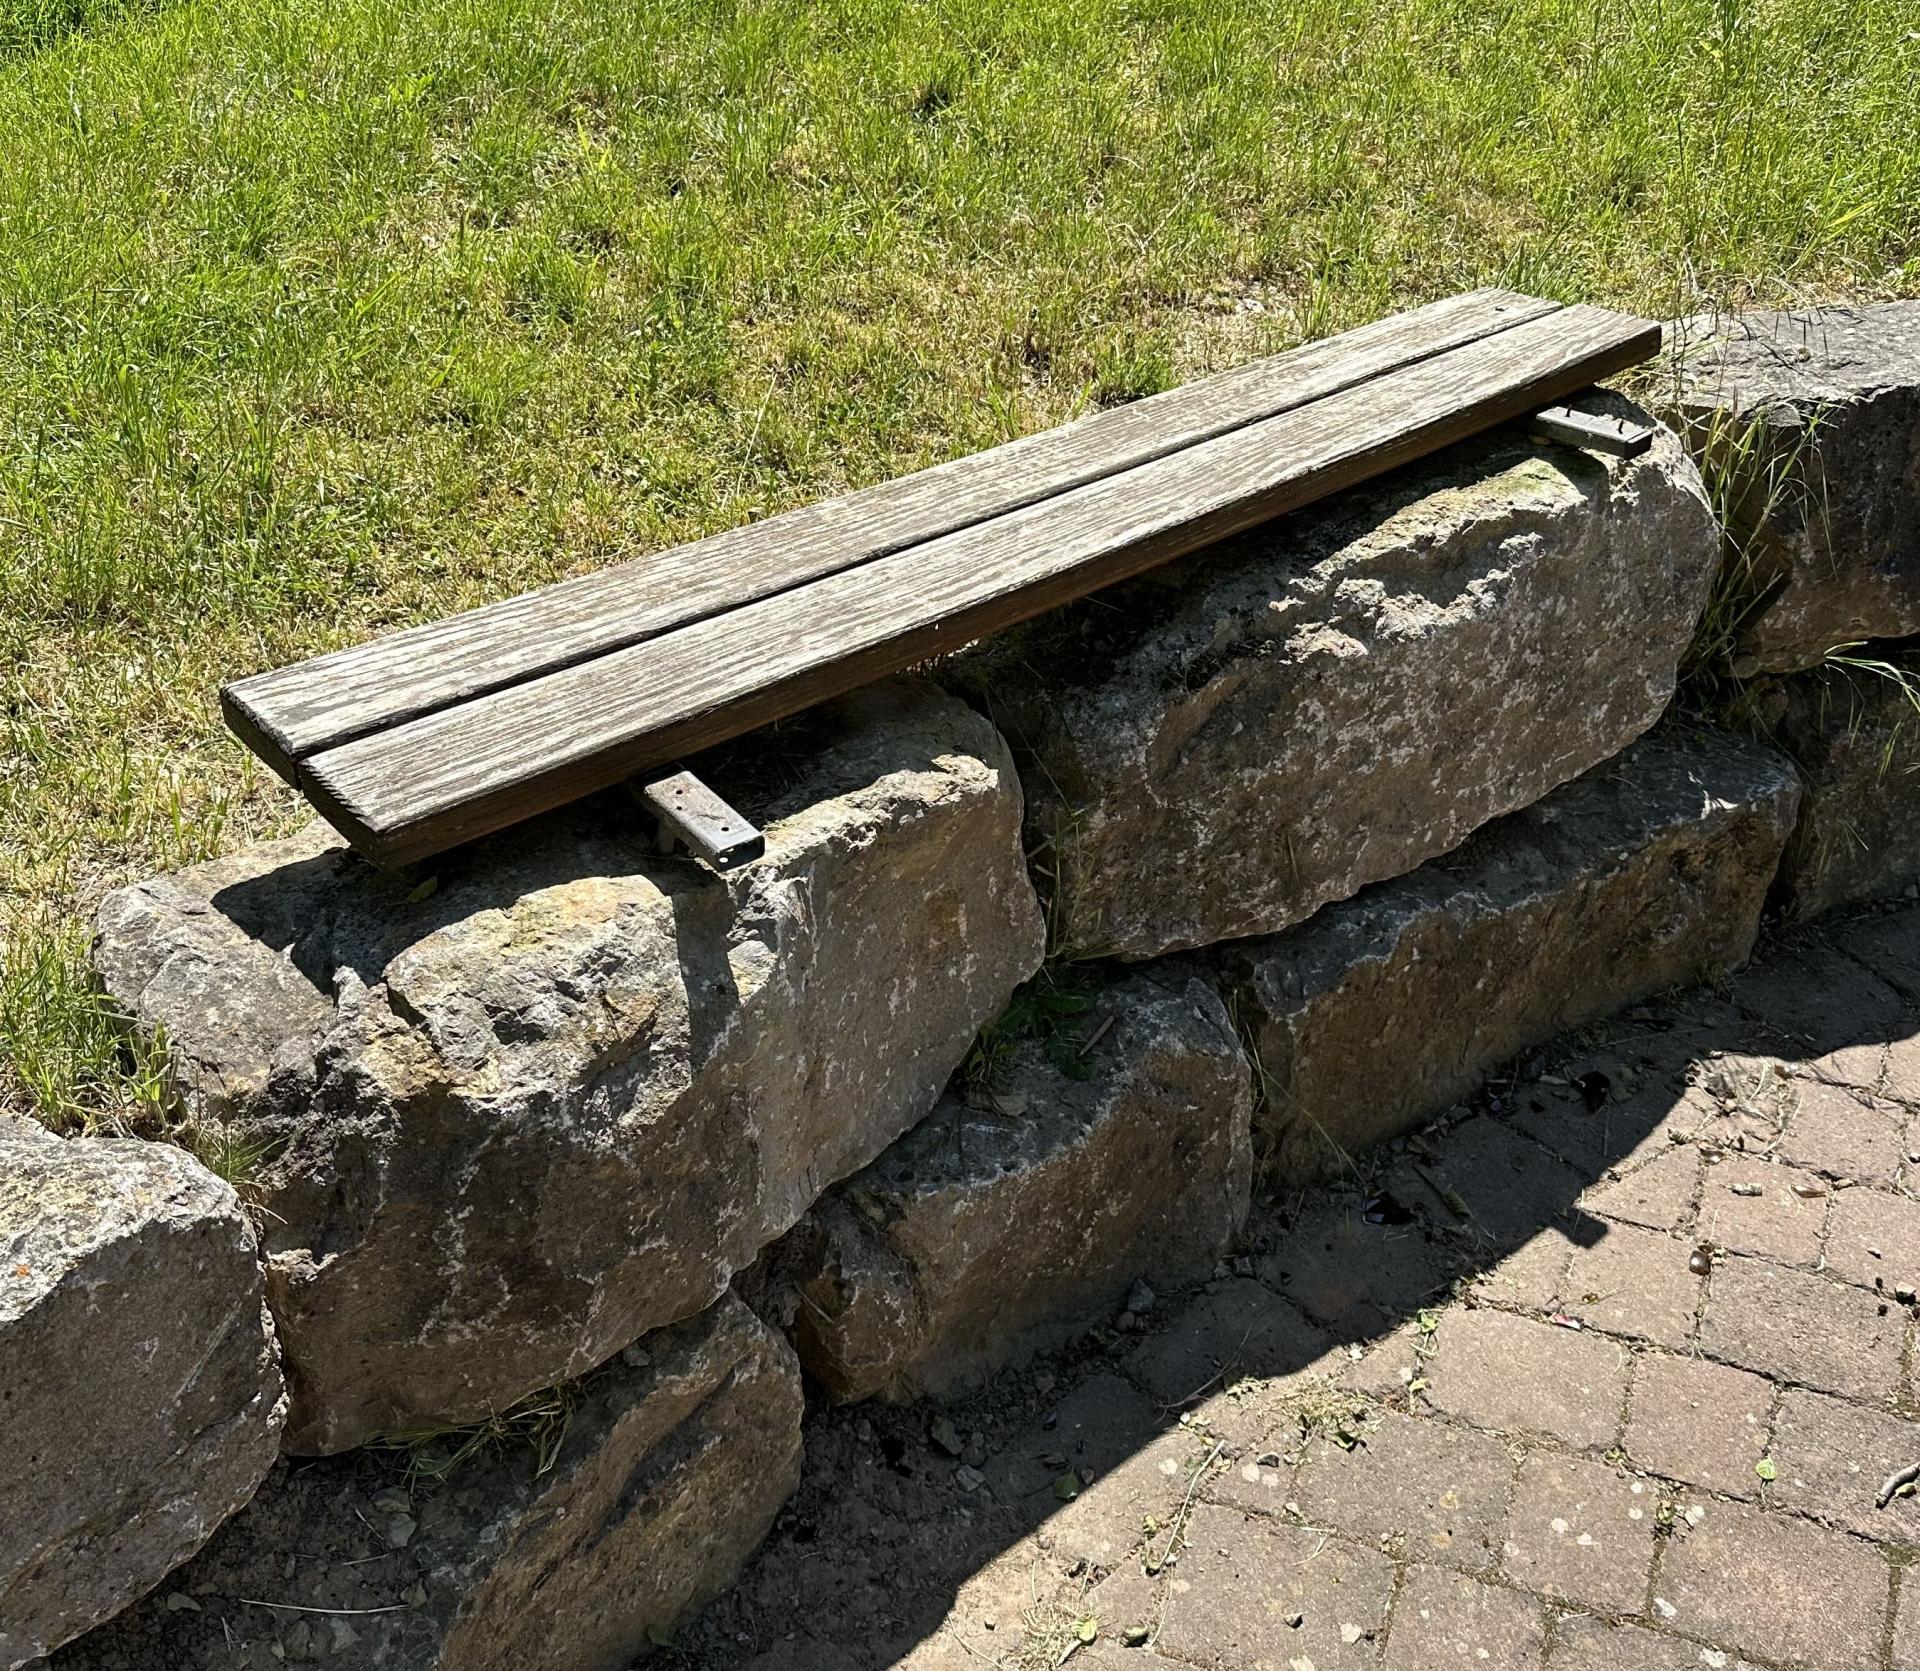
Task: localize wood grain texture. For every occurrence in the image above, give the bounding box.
[302,302,1660,866]
[223,288,1558,773]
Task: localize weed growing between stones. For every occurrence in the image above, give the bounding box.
[0,911,283,1188]
[1674,398,1830,698]
[367,1381,578,1486]
[0,912,170,1134]
[959,965,1101,1107]
[1670,382,1920,896]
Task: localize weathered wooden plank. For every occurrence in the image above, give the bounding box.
[303,303,1660,866]
[223,288,1559,776]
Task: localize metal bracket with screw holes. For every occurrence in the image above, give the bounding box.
[1524,398,1656,457]
[635,769,765,872]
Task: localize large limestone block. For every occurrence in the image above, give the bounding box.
[953,395,1719,959]
[1218,732,1800,1176]
[91,680,1044,1454]
[46,1295,803,1671]
[762,974,1253,1402]
[1766,649,1920,919]
[1662,303,1920,675]
[0,1117,285,1669]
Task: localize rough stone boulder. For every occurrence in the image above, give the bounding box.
[1216,731,1800,1176]
[951,394,1719,959]
[1662,302,1920,675]
[46,1295,803,1671]
[91,679,1044,1454]
[0,1117,285,1669]
[755,973,1253,1402]
[1764,646,1920,919]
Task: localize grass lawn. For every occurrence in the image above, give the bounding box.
[2,0,1917,1135]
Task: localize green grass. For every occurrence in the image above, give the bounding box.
[3,0,1917,1128]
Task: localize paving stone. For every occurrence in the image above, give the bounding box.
[1260,1196,1456,1334]
[1500,1453,1661,1612]
[1203,1441,1301,1517]
[1549,1612,1745,1669]
[1888,1026,1920,1104]
[1896,1568,1920,1671]
[1839,908,1920,1006]
[1337,1318,1437,1402]
[1686,1056,1799,1153]
[1728,942,1910,1059]
[1698,1256,1905,1403]
[1623,1353,1772,1498]
[982,1374,1197,1567]
[1812,1036,1898,1100]
[1470,1230,1574,1313]
[1770,1385,1920,1542]
[1293,1410,1514,1570]
[1123,1279,1336,1409]
[1582,1146,1703,1234]
[1054,1429,1212,1574]
[1427,1309,1632,1450]
[1563,1222,1703,1348]
[1824,1185,1920,1292]
[1383,1564,1546,1670]
[1655,1496,1890,1669]
[1779,1079,1907,1185]
[1079,1556,1166,1648]
[1510,1079,1699,1178]
[1391,1117,1586,1250]
[1693,1154,1829,1268]
[903,1547,1058,1669]
[1184,1352,1356,1454]
[1156,1502,1394,1669]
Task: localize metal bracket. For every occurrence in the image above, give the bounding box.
[1525,399,1656,458]
[634,769,765,873]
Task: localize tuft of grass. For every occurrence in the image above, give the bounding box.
[0,912,172,1133]
[367,1381,576,1485]
[1675,400,1829,691]
[0,911,280,1186]
[4,0,1919,1131]
[0,0,154,59]
[1824,648,1920,734]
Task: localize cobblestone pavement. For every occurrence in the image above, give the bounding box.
[684,903,1920,1671]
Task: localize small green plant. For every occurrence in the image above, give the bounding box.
[960,965,1100,1104]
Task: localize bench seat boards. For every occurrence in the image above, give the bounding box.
[275,299,1659,867]
[221,288,1556,777]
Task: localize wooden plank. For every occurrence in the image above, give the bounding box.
[303,303,1660,866]
[223,288,1559,776]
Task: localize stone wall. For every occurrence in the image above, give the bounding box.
[20,304,1920,1669]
